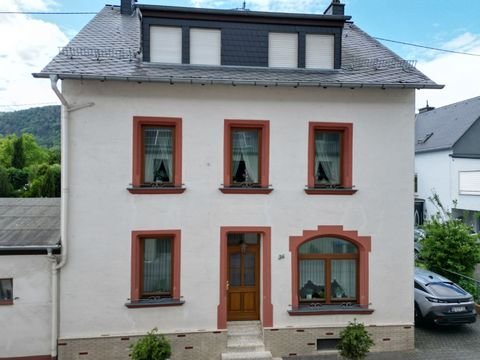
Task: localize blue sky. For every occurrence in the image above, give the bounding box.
[1,0,480,110]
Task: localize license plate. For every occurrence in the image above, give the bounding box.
[451,306,466,313]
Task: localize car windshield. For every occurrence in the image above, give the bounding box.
[426,282,467,297]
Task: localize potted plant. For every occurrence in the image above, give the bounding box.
[337,319,374,360]
[130,328,171,360]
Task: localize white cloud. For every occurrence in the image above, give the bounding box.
[0,0,67,111]
[190,0,329,13]
[415,32,480,110]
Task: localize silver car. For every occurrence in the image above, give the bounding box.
[414,267,476,325]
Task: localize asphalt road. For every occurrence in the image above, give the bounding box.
[284,317,480,360]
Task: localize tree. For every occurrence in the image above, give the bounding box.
[0,167,13,197]
[419,194,480,292]
[11,136,26,169]
[40,166,57,197]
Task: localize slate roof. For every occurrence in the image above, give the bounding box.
[0,198,60,249]
[415,96,480,153]
[34,5,441,89]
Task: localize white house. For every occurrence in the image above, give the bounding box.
[33,1,441,359]
[0,198,60,360]
[415,97,480,230]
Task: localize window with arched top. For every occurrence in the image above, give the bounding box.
[298,237,358,304]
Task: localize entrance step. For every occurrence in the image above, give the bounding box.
[222,321,273,360]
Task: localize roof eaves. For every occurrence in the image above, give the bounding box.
[415,146,453,154]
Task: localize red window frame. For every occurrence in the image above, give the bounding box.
[222,120,271,194]
[130,116,184,194]
[130,230,181,302]
[306,122,354,195]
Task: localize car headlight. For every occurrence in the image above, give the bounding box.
[425,296,448,303]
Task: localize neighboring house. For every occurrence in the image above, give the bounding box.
[0,198,60,360]
[33,1,440,359]
[415,97,480,230]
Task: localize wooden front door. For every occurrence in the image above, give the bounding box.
[227,240,260,321]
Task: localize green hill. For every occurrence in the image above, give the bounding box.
[0,105,60,148]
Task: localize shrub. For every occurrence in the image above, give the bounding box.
[130,328,171,360]
[7,167,28,190]
[337,319,374,360]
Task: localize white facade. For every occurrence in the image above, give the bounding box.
[0,255,52,358]
[59,80,415,340]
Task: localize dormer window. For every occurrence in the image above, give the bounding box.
[268,32,298,68]
[149,26,182,64]
[190,28,221,65]
[306,34,334,69]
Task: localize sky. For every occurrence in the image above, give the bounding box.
[1,0,479,112]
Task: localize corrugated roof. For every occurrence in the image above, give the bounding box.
[33,6,441,89]
[415,96,480,153]
[0,198,60,248]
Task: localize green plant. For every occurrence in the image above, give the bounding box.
[337,319,374,360]
[130,328,171,360]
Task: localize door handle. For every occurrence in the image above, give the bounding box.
[226,281,230,291]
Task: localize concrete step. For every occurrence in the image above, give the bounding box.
[227,337,265,353]
[221,350,273,360]
[227,321,263,336]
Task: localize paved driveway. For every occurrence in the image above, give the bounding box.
[284,318,480,360]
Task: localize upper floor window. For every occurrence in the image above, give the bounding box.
[150,26,182,64]
[459,171,480,196]
[222,120,271,194]
[307,122,353,194]
[0,278,13,305]
[129,117,184,194]
[268,32,298,68]
[305,34,334,69]
[190,28,221,65]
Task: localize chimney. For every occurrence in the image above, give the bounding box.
[418,101,435,114]
[121,0,137,15]
[323,0,345,16]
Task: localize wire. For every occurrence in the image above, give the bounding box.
[374,36,480,57]
[0,11,97,15]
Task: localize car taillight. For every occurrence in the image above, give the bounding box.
[425,296,448,303]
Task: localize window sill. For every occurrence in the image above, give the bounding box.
[125,298,185,308]
[219,187,273,194]
[0,300,13,305]
[304,187,357,195]
[127,186,186,195]
[288,304,373,316]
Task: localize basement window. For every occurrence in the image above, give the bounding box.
[317,338,340,351]
[0,278,13,305]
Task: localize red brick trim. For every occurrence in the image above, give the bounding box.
[307,122,353,190]
[132,116,183,188]
[222,120,270,192]
[289,225,371,310]
[0,356,52,360]
[130,230,181,303]
[217,227,272,329]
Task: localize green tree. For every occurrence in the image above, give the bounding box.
[40,166,57,197]
[419,194,480,289]
[0,166,13,197]
[130,328,171,360]
[337,319,374,360]
[11,136,26,169]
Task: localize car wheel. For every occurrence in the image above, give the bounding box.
[414,303,423,325]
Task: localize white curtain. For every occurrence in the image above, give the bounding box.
[299,260,325,299]
[331,259,356,299]
[232,130,259,183]
[143,238,172,295]
[144,127,173,183]
[315,132,340,185]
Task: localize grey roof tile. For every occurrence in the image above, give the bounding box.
[0,198,60,248]
[34,6,441,89]
[415,96,480,152]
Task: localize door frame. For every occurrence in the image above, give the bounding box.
[217,226,272,329]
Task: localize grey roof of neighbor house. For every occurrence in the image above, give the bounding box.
[0,198,60,249]
[33,5,441,89]
[415,96,480,153]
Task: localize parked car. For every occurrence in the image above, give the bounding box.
[414,228,425,259]
[414,267,477,325]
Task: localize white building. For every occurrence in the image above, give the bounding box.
[33,1,441,359]
[415,97,480,230]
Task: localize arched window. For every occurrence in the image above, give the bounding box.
[298,237,358,304]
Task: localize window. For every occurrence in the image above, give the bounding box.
[459,171,480,195]
[190,28,221,65]
[298,237,358,303]
[129,117,184,194]
[129,230,182,307]
[268,32,298,68]
[222,120,271,194]
[0,278,13,305]
[289,225,371,314]
[149,26,182,63]
[305,34,334,69]
[306,122,354,195]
